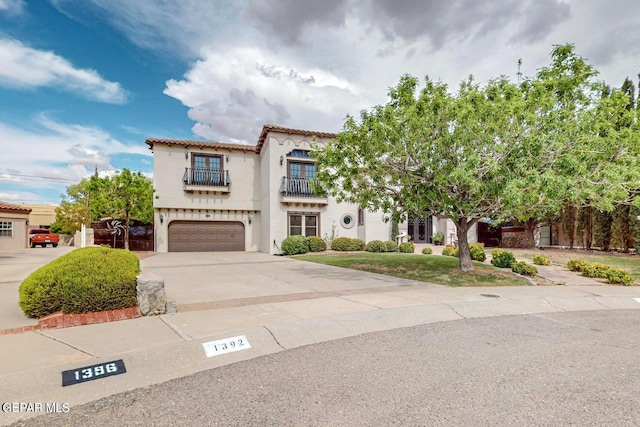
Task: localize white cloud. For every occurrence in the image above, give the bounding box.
[164,47,364,143]
[0,38,129,103]
[0,0,25,16]
[0,114,150,192]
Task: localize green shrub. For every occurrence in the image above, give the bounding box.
[468,243,486,262]
[491,248,516,268]
[19,247,140,318]
[533,254,551,266]
[366,240,386,252]
[383,241,397,252]
[432,232,445,245]
[580,263,611,279]
[398,242,415,253]
[511,261,537,276]
[348,238,366,251]
[441,246,458,257]
[282,235,309,255]
[307,236,326,252]
[567,259,589,272]
[421,247,433,255]
[331,237,352,251]
[604,268,634,286]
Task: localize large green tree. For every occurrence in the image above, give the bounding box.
[106,169,154,249]
[55,169,153,248]
[501,46,640,246]
[315,75,525,271]
[315,44,640,272]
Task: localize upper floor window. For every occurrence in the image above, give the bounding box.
[0,221,13,237]
[288,149,312,158]
[192,154,223,185]
[289,162,316,179]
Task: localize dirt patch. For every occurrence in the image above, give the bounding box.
[133,251,156,261]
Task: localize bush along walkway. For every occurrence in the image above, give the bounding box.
[414,244,611,286]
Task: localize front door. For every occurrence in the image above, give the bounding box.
[408,217,432,243]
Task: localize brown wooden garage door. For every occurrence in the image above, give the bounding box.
[168,221,245,252]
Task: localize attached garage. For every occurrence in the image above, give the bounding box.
[168,221,245,252]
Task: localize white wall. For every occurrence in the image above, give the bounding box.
[0,212,29,250]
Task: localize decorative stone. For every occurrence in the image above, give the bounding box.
[136,273,166,316]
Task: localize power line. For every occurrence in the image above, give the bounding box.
[0,172,77,183]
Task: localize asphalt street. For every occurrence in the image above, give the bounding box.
[10,309,640,427]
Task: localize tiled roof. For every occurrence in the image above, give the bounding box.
[0,201,32,213]
[256,124,337,153]
[146,124,338,155]
[145,138,258,152]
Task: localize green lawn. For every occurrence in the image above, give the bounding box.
[293,252,531,287]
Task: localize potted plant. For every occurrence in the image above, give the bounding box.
[432,232,445,245]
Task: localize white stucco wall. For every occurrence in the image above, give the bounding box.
[0,212,30,250]
[151,143,261,252]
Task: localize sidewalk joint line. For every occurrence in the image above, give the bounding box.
[263,326,286,350]
[35,330,96,358]
[158,316,193,341]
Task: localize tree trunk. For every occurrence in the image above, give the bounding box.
[455,218,476,272]
[523,219,537,248]
[124,211,130,251]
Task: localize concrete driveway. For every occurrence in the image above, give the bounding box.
[141,251,439,310]
[0,246,74,330]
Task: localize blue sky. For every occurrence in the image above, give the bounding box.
[1,0,639,205]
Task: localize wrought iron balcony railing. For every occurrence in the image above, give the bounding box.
[183,168,230,187]
[280,176,327,198]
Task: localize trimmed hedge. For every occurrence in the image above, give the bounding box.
[604,269,634,286]
[331,237,366,251]
[567,259,589,272]
[441,246,458,257]
[533,254,551,266]
[348,238,366,251]
[567,258,635,285]
[468,243,486,262]
[307,236,326,252]
[512,261,537,276]
[383,241,397,252]
[490,248,516,268]
[282,235,309,255]
[366,240,386,253]
[19,247,140,318]
[330,237,352,251]
[398,242,415,253]
[421,247,433,255]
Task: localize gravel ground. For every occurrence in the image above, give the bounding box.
[10,310,640,427]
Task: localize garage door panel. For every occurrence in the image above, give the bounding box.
[168,221,245,252]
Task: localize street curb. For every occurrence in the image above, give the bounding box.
[0,307,141,336]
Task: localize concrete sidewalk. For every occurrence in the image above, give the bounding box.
[2,249,640,425]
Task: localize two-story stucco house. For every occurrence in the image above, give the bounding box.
[147,125,399,253]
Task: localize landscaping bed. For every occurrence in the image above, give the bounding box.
[293,252,531,287]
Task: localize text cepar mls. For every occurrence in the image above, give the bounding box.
[1,402,70,413]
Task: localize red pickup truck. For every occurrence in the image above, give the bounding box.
[29,229,60,248]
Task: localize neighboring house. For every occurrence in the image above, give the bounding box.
[23,204,57,229]
[147,124,480,253]
[0,201,32,250]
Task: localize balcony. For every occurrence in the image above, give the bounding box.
[280,176,328,206]
[183,168,231,193]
